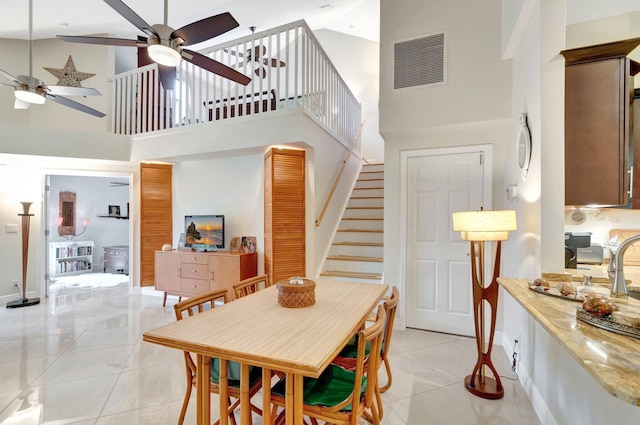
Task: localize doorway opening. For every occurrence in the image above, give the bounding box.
[45,173,132,305]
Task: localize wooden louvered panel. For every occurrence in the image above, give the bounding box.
[264,148,305,284]
[140,163,172,286]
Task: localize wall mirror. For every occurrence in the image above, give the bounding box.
[58,191,76,236]
[517,113,532,179]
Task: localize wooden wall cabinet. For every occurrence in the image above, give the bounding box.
[140,163,172,286]
[561,38,640,206]
[264,148,306,285]
[154,251,257,301]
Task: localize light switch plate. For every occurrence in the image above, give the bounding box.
[6,224,18,233]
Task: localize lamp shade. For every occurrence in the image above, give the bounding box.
[453,210,517,241]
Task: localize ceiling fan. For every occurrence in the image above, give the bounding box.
[0,0,105,117]
[225,27,287,79]
[57,0,252,87]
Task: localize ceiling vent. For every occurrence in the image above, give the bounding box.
[393,32,446,90]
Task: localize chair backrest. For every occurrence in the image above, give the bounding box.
[174,288,229,320]
[174,289,229,375]
[381,286,399,358]
[330,304,386,415]
[233,274,270,299]
[357,305,386,414]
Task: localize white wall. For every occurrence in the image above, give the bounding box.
[379,0,512,328]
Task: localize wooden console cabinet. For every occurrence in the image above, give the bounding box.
[154,250,258,305]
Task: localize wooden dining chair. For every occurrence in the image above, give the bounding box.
[174,289,263,425]
[233,274,270,299]
[331,285,399,420]
[269,305,387,425]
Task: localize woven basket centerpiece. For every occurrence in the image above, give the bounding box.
[277,277,316,308]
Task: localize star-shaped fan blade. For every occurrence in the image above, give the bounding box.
[57,35,144,47]
[103,0,158,38]
[182,49,251,86]
[172,12,239,46]
[46,86,101,96]
[46,94,106,117]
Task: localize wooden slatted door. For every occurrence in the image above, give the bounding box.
[140,163,173,286]
[264,148,306,285]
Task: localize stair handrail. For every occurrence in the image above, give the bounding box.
[315,120,366,227]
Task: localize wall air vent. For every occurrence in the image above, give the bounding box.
[393,32,446,90]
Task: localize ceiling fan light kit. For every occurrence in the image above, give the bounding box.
[147,41,182,67]
[14,87,45,105]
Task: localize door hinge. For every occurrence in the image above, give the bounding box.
[479,153,483,165]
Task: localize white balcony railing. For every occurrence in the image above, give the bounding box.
[110,20,362,149]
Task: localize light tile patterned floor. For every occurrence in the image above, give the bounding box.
[0,280,541,425]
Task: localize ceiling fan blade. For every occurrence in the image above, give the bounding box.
[224,48,244,58]
[45,94,106,117]
[255,45,267,60]
[46,86,101,96]
[182,49,251,86]
[172,12,239,46]
[0,68,22,86]
[57,35,145,47]
[255,67,267,79]
[103,0,158,38]
[157,65,177,90]
[265,58,286,68]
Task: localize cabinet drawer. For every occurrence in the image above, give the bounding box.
[179,263,208,279]
[181,278,210,295]
[180,253,208,265]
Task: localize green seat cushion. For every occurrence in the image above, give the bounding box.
[271,364,366,411]
[210,358,262,388]
[337,333,371,358]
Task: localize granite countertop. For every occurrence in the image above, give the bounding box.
[564,265,640,293]
[498,277,640,406]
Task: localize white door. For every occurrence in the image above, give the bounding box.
[404,148,487,336]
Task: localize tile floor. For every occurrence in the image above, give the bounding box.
[0,279,542,425]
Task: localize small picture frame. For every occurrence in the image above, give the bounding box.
[230,237,242,252]
[108,205,120,216]
[241,236,256,253]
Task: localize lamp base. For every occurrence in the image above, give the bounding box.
[6,298,40,309]
[464,374,504,400]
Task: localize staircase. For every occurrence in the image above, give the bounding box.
[321,164,384,283]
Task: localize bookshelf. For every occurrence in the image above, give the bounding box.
[49,241,94,277]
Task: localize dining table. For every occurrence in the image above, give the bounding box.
[142,277,389,425]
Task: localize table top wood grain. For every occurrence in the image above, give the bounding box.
[143,278,388,378]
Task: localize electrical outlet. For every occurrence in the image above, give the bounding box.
[11,279,19,287]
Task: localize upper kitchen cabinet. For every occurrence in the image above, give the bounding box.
[561,38,640,207]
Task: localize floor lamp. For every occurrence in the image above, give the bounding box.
[452,209,517,399]
[7,201,40,308]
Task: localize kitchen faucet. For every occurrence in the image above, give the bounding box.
[609,233,640,299]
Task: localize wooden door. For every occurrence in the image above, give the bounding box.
[140,163,172,286]
[404,149,486,336]
[264,148,306,285]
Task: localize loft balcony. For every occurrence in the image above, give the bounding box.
[110,20,362,152]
